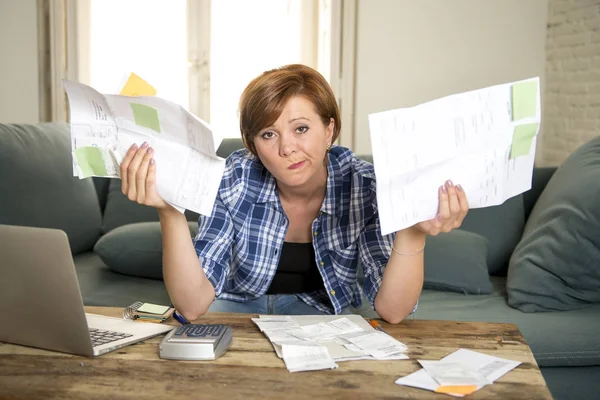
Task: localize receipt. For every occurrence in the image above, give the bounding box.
[369,77,541,234]
[281,344,338,373]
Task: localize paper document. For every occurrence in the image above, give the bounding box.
[369,77,541,235]
[251,316,300,332]
[281,344,339,373]
[63,79,226,217]
[395,349,521,396]
[343,331,408,359]
[417,360,492,387]
[263,328,311,345]
[253,315,409,368]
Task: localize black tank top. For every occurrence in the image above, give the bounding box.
[267,242,326,294]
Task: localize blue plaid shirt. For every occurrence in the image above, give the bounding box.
[193,145,395,314]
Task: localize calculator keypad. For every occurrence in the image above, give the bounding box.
[174,324,225,338]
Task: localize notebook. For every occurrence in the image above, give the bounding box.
[0,224,174,357]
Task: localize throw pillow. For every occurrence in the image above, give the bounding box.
[459,194,525,276]
[0,123,102,254]
[94,221,199,279]
[423,229,492,294]
[101,179,200,233]
[216,138,244,158]
[507,136,600,312]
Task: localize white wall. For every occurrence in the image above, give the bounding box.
[542,0,600,167]
[0,0,40,123]
[353,0,549,157]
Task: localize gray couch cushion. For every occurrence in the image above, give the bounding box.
[507,137,600,312]
[0,123,102,254]
[94,221,198,279]
[101,179,199,233]
[460,195,525,276]
[216,138,245,158]
[423,230,492,294]
[73,252,171,307]
[541,366,600,400]
[101,180,161,232]
[414,277,600,367]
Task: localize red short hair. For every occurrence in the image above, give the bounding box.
[239,64,341,155]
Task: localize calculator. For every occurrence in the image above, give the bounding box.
[159,324,233,360]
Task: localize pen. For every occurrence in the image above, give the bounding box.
[369,319,389,334]
[171,306,190,325]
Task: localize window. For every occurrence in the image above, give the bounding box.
[86,0,189,108]
[207,0,315,139]
[79,0,327,140]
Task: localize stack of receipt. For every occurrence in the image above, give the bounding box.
[251,315,409,373]
[395,349,521,396]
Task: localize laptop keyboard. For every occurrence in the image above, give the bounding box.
[89,327,133,347]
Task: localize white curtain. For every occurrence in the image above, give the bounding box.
[38,0,80,122]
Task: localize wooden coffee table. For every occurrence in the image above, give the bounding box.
[0,306,552,399]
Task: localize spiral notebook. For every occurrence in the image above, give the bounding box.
[123,302,175,323]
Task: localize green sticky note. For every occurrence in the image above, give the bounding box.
[137,303,170,314]
[510,123,538,159]
[511,80,538,121]
[130,102,161,133]
[74,146,108,177]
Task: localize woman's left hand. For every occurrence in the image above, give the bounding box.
[414,179,469,236]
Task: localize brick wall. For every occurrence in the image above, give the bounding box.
[540,0,600,166]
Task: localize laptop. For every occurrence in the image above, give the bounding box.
[0,224,174,357]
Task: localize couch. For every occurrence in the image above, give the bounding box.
[1,122,599,400]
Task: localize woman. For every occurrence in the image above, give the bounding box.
[120,64,469,323]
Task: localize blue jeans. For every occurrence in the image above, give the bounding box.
[208,293,380,318]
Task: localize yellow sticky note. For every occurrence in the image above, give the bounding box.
[510,123,539,159]
[435,385,478,395]
[120,72,157,97]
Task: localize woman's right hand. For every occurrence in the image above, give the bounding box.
[120,142,172,211]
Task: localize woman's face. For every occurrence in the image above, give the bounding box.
[254,96,334,191]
